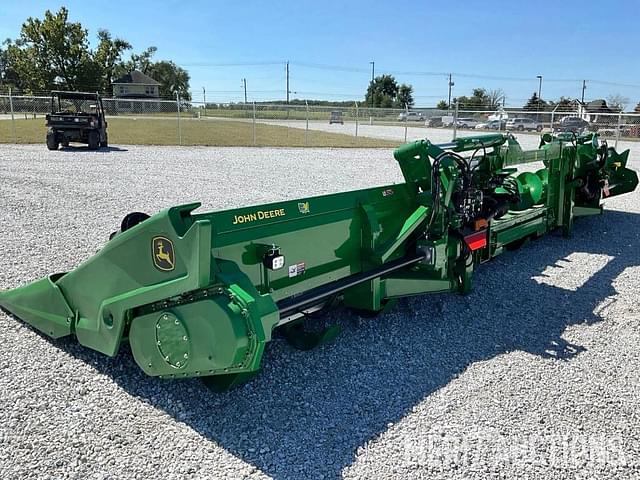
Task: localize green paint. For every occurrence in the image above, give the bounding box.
[0,132,637,389]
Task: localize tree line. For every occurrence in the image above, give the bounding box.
[0,7,191,100]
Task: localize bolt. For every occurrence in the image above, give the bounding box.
[174,319,179,325]
[157,341,162,346]
[165,356,170,361]
[184,353,188,359]
[183,335,188,341]
[148,363,152,368]
[176,361,181,367]
[162,314,168,320]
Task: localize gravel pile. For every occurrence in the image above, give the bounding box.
[0,143,639,479]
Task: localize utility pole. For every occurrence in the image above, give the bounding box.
[285,61,290,104]
[242,78,247,104]
[202,87,206,117]
[447,74,454,112]
[581,80,587,104]
[369,61,375,108]
[536,74,543,121]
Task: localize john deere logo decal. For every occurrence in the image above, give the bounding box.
[298,202,310,214]
[152,236,175,271]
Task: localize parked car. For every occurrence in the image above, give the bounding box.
[553,116,590,134]
[455,117,481,129]
[398,111,425,122]
[329,111,344,125]
[506,118,543,132]
[475,119,506,130]
[427,116,443,127]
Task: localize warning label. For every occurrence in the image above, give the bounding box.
[288,262,306,278]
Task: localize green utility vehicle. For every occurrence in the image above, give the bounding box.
[45,91,108,150]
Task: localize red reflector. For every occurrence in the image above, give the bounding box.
[464,230,487,251]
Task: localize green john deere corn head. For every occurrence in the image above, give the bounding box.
[1,132,637,390]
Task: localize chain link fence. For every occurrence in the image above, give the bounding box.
[2,91,640,148]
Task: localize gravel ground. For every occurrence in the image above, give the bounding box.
[0,143,639,480]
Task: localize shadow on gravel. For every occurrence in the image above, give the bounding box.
[58,145,128,152]
[34,210,640,479]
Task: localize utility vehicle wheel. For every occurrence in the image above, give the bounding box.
[517,125,524,131]
[100,133,108,148]
[46,132,59,151]
[88,131,99,150]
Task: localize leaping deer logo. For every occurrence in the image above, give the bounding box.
[152,237,175,271]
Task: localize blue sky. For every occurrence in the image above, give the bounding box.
[1,0,639,107]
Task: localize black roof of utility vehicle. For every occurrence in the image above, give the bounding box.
[51,91,101,100]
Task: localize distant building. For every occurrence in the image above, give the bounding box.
[112,70,161,98]
[577,99,617,124]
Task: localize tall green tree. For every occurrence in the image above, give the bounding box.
[365,74,413,108]
[94,29,131,89]
[5,7,131,92]
[3,6,190,97]
[397,84,414,108]
[456,88,492,110]
[148,60,191,100]
[523,92,547,111]
[8,7,95,91]
[436,100,448,110]
[547,96,575,112]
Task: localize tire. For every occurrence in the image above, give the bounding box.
[517,125,524,131]
[536,125,543,132]
[100,132,108,148]
[46,131,59,151]
[88,131,99,150]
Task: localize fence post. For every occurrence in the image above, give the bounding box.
[404,103,408,143]
[354,102,359,141]
[252,101,256,146]
[176,92,182,145]
[453,101,459,140]
[9,87,16,144]
[615,113,621,149]
[305,100,309,146]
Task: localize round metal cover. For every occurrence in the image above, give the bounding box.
[155,312,190,369]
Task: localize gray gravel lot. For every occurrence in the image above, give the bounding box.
[0,143,639,479]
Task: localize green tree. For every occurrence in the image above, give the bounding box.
[635,102,640,113]
[456,88,492,110]
[436,100,448,110]
[8,7,96,91]
[365,74,413,108]
[365,74,398,108]
[94,29,131,90]
[547,96,575,112]
[397,84,414,108]
[147,60,191,100]
[523,92,547,111]
[5,7,131,92]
